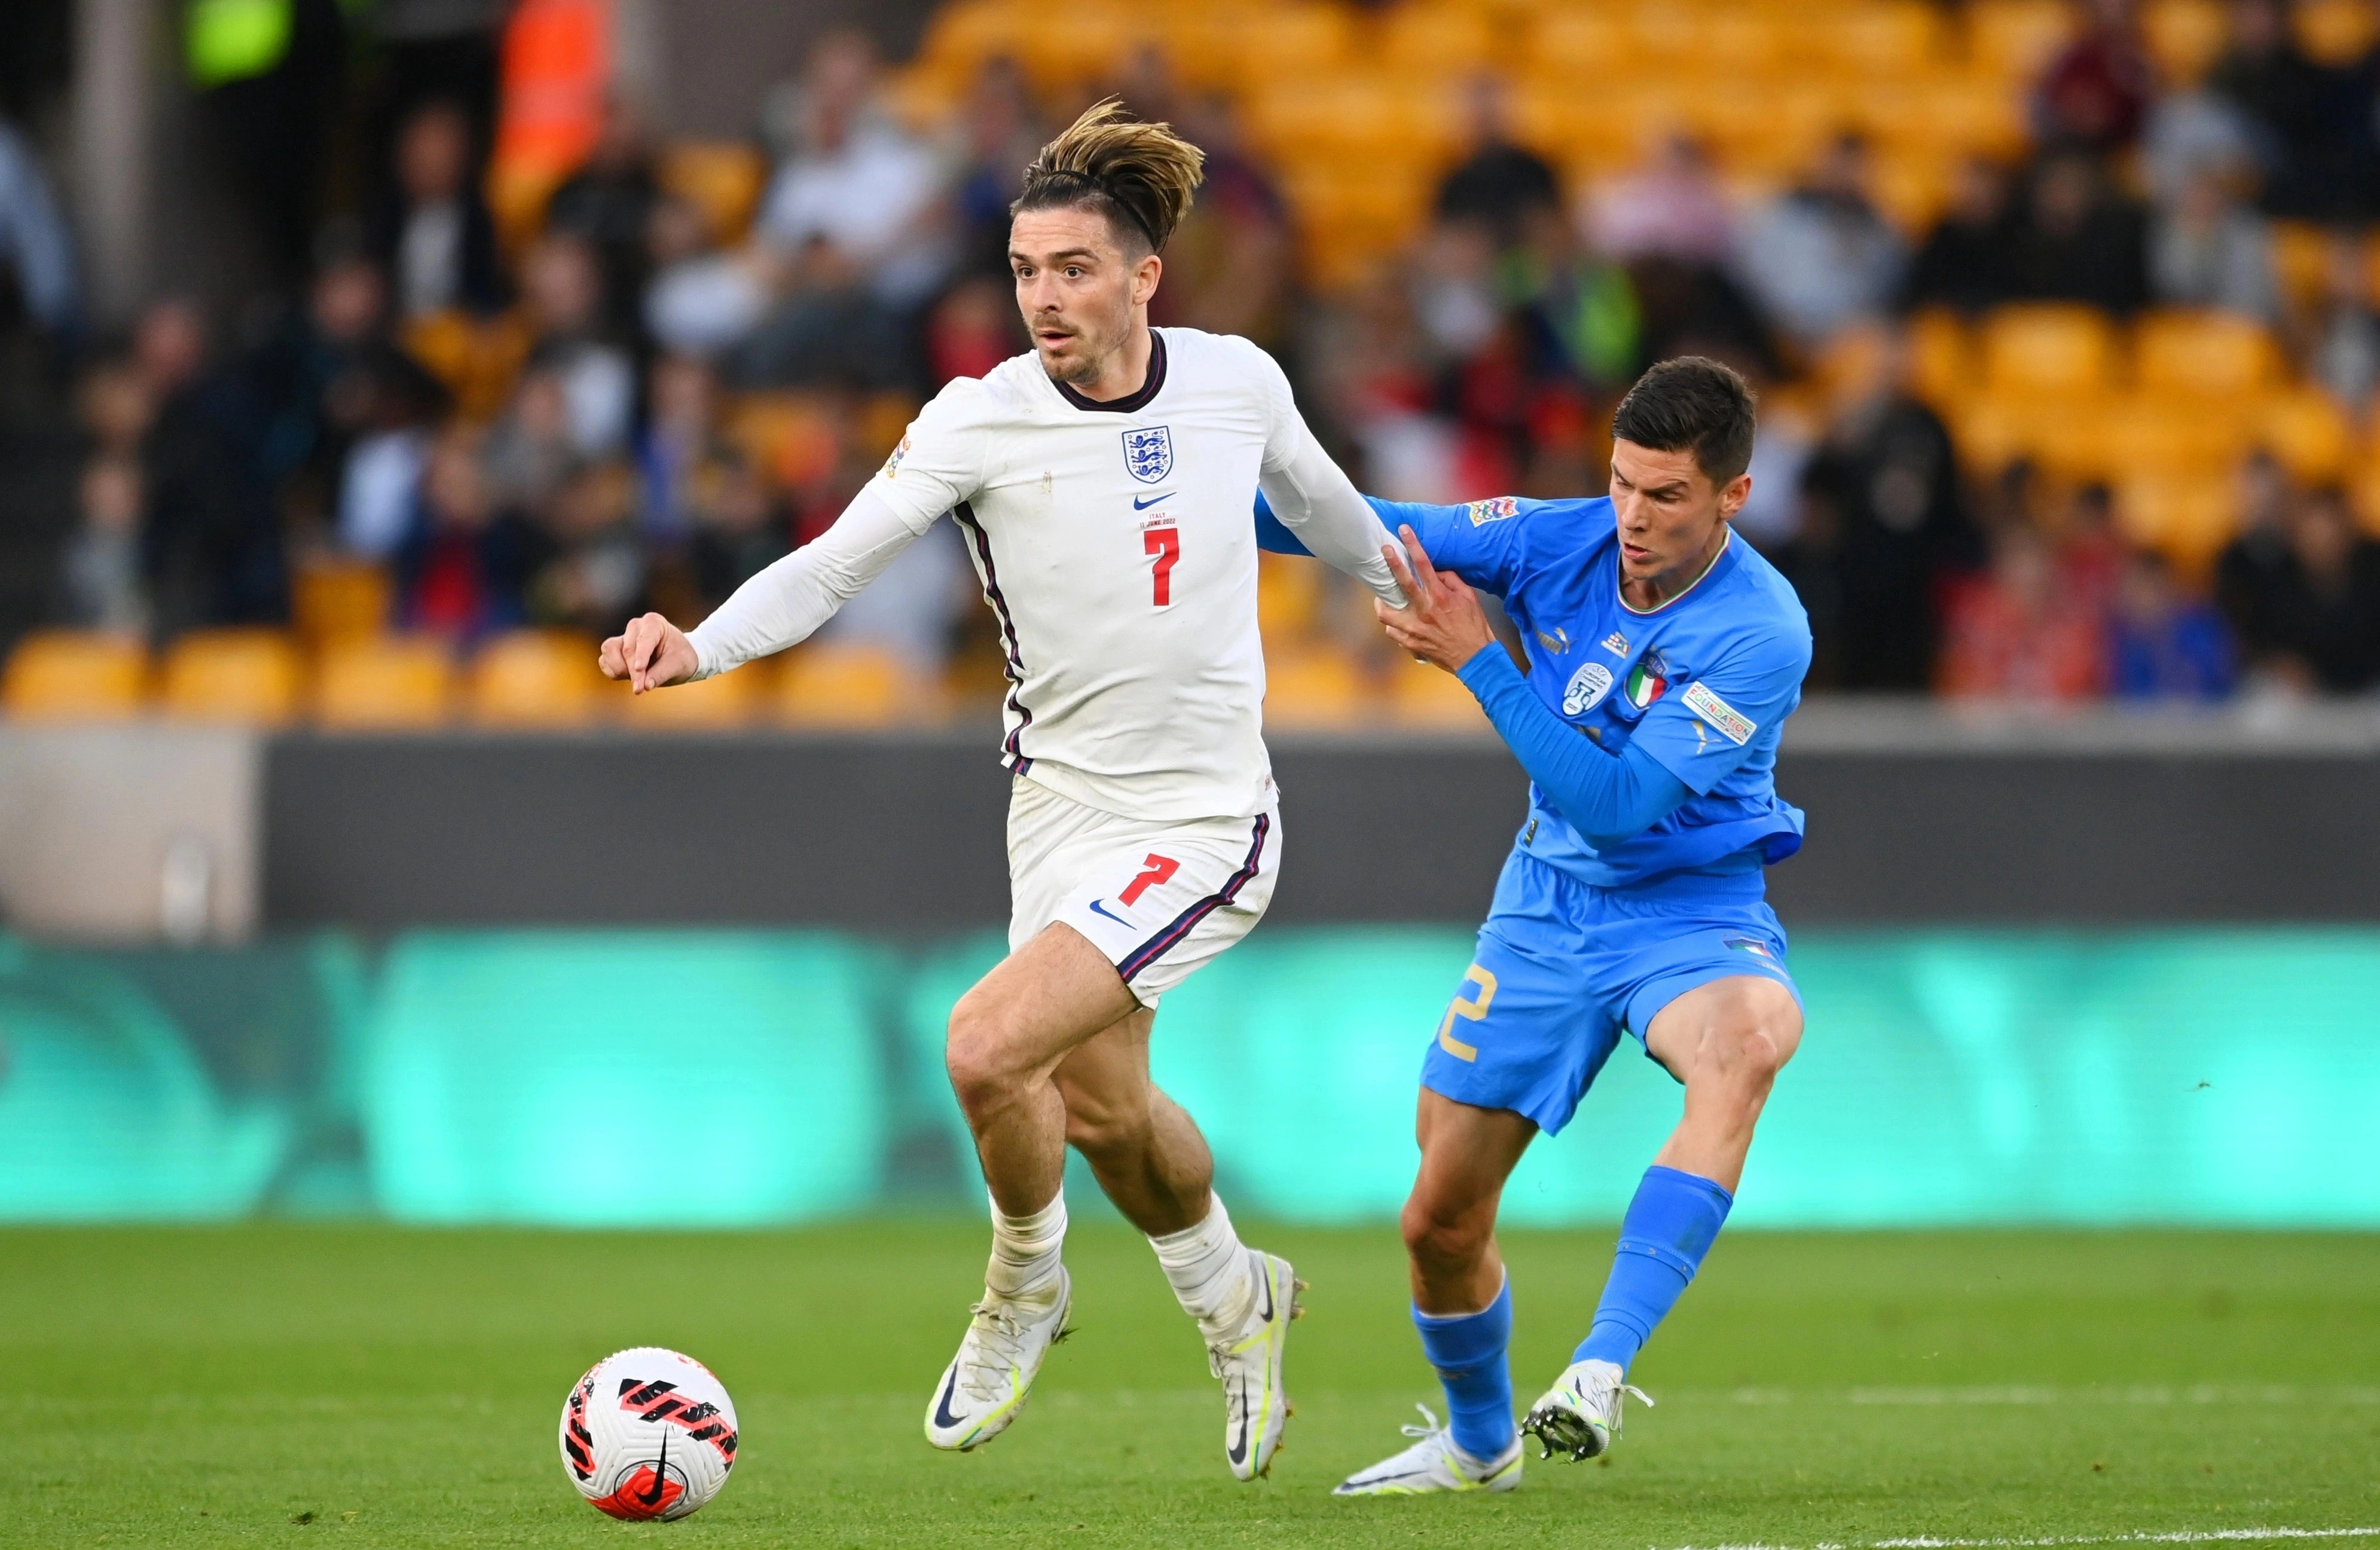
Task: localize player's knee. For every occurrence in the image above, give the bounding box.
[944,999,1025,1118]
[1400,1194,1489,1276]
[1715,1013,1799,1087]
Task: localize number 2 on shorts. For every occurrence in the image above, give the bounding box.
[1144,526,1180,608]
[1437,964,1497,1062]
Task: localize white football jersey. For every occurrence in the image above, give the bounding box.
[865,327,1394,822]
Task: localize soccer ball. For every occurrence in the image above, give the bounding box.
[559,1347,739,1521]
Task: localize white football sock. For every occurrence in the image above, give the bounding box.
[985,1190,1067,1303]
[1149,1192,1255,1338]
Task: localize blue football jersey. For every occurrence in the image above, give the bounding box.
[1369,494,1813,890]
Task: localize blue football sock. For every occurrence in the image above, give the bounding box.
[1413,1276,1515,1462]
[1575,1165,1733,1372]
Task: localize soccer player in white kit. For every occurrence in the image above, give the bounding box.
[599,102,1406,1480]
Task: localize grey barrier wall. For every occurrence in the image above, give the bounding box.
[257,705,2380,930]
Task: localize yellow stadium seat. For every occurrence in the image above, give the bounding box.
[1981,305,2119,396]
[1856,73,2028,159]
[2295,0,2380,66]
[1965,0,2078,82]
[777,644,930,729]
[1264,649,1369,730]
[1256,553,1323,643]
[161,629,304,726]
[292,561,391,645]
[1235,4,1357,84]
[1376,5,1501,76]
[1527,10,1633,75]
[1,631,149,722]
[915,0,1031,77]
[2350,460,2380,538]
[1023,3,1136,93]
[1906,308,1974,412]
[2115,473,2243,573]
[1868,148,1954,234]
[657,142,768,247]
[2132,311,2281,397]
[1388,653,1489,731]
[400,310,532,422]
[2141,0,2228,85]
[2271,220,2336,317]
[622,659,767,729]
[1816,2,1948,75]
[313,635,455,731]
[1245,76,1460,161]
[469,629,603,727]
[1154,4,1260,90]
[1697,11,1794,76]
[2074,398,2250,481]
[2257,386,2355,483]
[1695,86,1839,182]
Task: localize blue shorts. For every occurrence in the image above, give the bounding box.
[1420,848,1799,1136]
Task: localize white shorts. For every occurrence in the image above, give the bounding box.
[1006,776,1281,1009]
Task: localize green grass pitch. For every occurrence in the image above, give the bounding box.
[2,1223,2375,1546]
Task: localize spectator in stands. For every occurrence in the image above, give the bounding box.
[942,57,1044,282]
[374,99,506,320]
[1799,320,1977,689]
[1156,95,1296,349]
[1733,133,1907,348]
[2207,0,2362,218]
[923,274,1020,387]
[642,192,775,360]
[60,454,148,636]
[0,117,77,340]
[2141,81,2265,210]
[1433,75,1561,251]
[254,245,449,555]
[526,458,645,635]
[754,30,948,313]
[483,365,577,515]
[133,299,288,635]
[635,352,725,545]
[684,451,790,612]
[2107,549,2237,701]
[2218,482,2380,691]
[1587,133,1733,267]
[545,93,662,341]
[2032,0,2155,152]
[2307,230,2380,414]
[2003,148,2149,315]
[1937,522,2107,701]
[1902,157,2014,315]
[2149,165,2281,323]
[395,422,539,638]
[518,231,635,458]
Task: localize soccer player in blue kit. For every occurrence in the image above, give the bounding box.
[1261,357,1812,1495]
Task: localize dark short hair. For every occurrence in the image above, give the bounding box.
[1611,356,1758,485]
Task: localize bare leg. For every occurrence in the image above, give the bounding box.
[1050,1010,1216,1236]
[1403,1089,1537,1314]
[1642,975,1804,1192]
[944,923,1139,1215]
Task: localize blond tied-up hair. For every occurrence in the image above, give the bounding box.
[1012,99,1205,255]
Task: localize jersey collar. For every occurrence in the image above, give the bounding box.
[1050,329,1167,414]
[1615,525,1739,617]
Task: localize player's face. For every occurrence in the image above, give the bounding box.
[1010,207,1162,385]
[1608,439,1752,588]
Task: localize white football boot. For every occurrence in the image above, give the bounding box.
[1520,1358,1652,1460]
[1206,1249,1303,1479]
[922,1268,1071,1451]
[1333,1404,1524,1496]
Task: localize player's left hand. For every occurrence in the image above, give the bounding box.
[1377,526,1496,673]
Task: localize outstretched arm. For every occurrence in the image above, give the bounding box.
[599,488,927,690]
[1377,527,1688,847]
[1257,491,1528,596]
[1256,423,1409,607]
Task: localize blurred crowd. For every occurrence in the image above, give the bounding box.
[7,0,2380,710]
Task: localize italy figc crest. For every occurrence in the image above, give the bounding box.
[1122,425,1174,484]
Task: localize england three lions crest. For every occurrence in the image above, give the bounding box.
[1121,426,1174,484]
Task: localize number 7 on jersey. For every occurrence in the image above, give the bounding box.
[1143,524,1180,609]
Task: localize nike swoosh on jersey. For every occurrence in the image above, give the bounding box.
[1086,898,1129,924]
[1131,492,1174,510]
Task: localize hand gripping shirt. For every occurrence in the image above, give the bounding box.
[688,327,1404,821]
[1371,494,1812,891]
